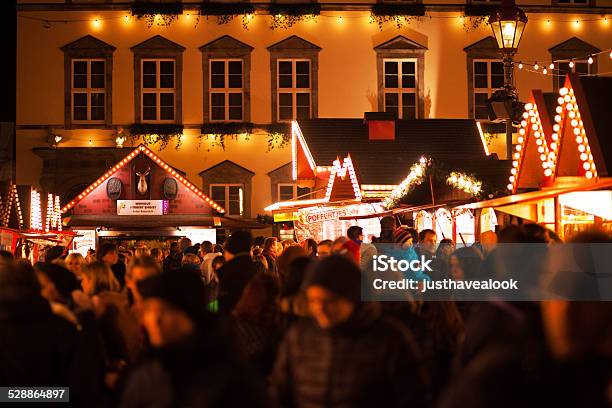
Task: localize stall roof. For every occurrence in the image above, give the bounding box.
[295,118,509,188]
[66,215,267,229]
[456,177,612,210]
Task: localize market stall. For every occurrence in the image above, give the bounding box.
[61,144,263,252]
[455,74,612,240]
[265,113,510,242]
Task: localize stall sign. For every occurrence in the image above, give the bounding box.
[274,212,298,223]
[298,207,358,225]
[71,229,96,256]
[117,200,169,216]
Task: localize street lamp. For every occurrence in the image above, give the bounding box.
[488,0,528,160]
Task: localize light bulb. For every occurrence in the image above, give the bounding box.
[518,62,523,69]
[588,56,594,64]
[543,68,548,74]
[549,63,555,70]
[337,16,343,24]
[534,62,539,70]
[569,60,575,69]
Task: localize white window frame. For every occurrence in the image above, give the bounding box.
[472,59,504,120]
[277,59,311,122]
[209,59,244,122]
[141,58,176,123]
[554,59,591,89]
[209,184,244,216]
[383,58,418,119]
[71,58,105,123]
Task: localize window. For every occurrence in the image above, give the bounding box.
[383,59,417,119]
[277,59,311,121]
[554,60,591,90]
[210,184,243,216]
[71,59,105,122]
[209,59,244,122]
[141,59,175,122]
[278,184,311,201]
[472,60,504,120]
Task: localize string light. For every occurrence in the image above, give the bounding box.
[384,157,429,209]
[569,60,575,68]
[61,144,225,214]
[587,55,594,64]
[534,62,539,70]
[542,68,548,75]
[447,172,482,196]
[549,63,555,70]
[337,16,343,24]
[518,62,523,69]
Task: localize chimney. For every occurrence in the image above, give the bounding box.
[364,112,396,140]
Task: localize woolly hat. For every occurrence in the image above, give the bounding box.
[303,255,362,303]
[393,226,417,246]
[138,268,209,325]
[225,230,253,255]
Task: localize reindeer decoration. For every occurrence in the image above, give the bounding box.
[136,167,151,195]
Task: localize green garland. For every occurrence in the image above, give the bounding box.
[264,123,291,151]
[370,4,426,30]
[130,3,184,28]
[269,4,321,30]
[199,3,256,29]
[128,124,184,150]
[461,5,495,31]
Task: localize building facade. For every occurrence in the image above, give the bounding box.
[16,0,612,223]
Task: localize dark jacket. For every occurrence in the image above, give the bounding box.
[217,255,256,314]
[270,304,429,408]
[0,295,108,406]
[162,251,182,273]
[111,261,127,288]
[120,316,270,408]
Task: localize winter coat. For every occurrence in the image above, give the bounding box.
[270,303,430,408]
[96,291,143,364]
[120,316,270,408]
[231,317,282,377]
[0,295,108,406]
[162,251,182,273]
[217,255,256,314]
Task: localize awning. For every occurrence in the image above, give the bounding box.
[456,178,612,211]
[64,215,267,229]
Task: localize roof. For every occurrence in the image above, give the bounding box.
[297,118,499,185]
[577,76,612,175]
[66,215,266,229]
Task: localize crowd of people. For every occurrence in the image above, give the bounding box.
[0,217,610,407]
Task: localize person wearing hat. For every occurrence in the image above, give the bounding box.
[120,268,270,407]
[216,230,257,314]
[270,255,429,408]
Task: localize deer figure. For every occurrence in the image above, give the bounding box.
[136,167,151,195]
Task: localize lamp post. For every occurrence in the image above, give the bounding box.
[488,0,528,159]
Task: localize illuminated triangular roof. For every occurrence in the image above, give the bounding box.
[61,144,224,214]
[325,156,362,202]
[509,74,605,193]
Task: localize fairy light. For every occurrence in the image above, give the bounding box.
[54,195,61,231]
[447,172,482,196]
[337,16,343,24]
[549,63,555,70]
[518,62,523,69]
[384,157,429,209]
[569,60,575,69]
[587,55,594,64]
[542,68,548,75]
[534,62,539,71]
[30,190,42,231]
[324,157,362,201]
[61,144,225,214]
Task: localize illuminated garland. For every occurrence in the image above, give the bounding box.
[269,4,321,29]
[383,157,429,209]
[447,172,482,196]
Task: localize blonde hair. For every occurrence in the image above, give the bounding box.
[134,247,151,257]
[81,261,120,294]
[65,253,85,267]
[181,253,201,266]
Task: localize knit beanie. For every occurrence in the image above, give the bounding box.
[138,268,208,325]
[304,255,362,303]
[393,226,417,246]
[225,230,253,255]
